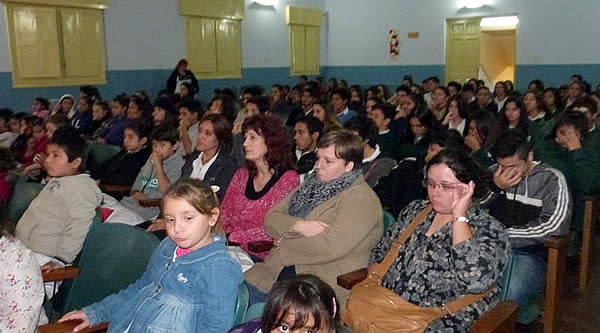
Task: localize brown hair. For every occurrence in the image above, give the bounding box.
[162,177,223,234]
[200,113,233,153]
[317,129,363,169]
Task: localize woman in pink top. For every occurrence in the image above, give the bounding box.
[222,115,299,260]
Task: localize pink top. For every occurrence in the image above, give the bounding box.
[175,246,192,258]
[222,168,299,258]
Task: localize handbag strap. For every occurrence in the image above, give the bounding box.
[371,205,433,281]
[370,204,491,315]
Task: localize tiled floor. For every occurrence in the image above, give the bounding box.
[523,241,600,332]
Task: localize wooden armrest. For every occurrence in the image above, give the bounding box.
[39,321,109,333]
[543,235,569,250]
[139,199,161,207]
[471,301,519,333]
[99,184,132,194]
[247,240,274,253]
[583,195,598,201]
[42,265,80,282]
[337,268,368,290]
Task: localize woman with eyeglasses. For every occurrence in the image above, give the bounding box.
[367,148,509,332]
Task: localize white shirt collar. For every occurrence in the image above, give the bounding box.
[363,144,381,163]
[379,129,390,135]
[337,107,350,117]
[449,118,466,135]
[190,151,219,181]
[529,111,546,121]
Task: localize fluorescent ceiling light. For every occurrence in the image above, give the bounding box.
[460,0,492,9]
[480,16,519,28]
[253,0,276,6]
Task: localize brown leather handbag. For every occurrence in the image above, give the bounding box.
[343,205,489,333]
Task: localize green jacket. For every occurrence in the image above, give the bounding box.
[528,116,555,147]
[533,140,600,231]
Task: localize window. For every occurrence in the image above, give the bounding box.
[286,6,322,76]
[3,0,107,88]
[180,0,244,79]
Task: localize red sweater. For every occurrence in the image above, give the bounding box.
[21,135,48,166]
[222,168,299,258]
[0,171,13,202]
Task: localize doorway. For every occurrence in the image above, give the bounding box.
[446,16,517,85]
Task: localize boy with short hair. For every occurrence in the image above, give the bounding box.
[369,103,397,155]
[16,127,103,266]
[119,125,184,221]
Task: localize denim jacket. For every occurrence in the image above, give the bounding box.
[84,235,243,333]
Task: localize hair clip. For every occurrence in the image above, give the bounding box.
[572,106,589,113]
[332,297,337,317]
[210,185,220,193]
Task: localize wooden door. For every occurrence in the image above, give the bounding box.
[446,18,481,84]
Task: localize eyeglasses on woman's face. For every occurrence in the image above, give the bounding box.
[422,179,460,192]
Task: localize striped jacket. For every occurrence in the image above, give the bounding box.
[482,162,572,249]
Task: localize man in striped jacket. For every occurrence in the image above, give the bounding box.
[483,131,572,325]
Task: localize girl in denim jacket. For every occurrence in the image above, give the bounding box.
[59,177,243,332]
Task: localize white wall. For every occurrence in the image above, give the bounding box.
[0,0,327,72]
[325,0,600,66]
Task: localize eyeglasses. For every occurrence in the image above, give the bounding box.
[422,179,460,192]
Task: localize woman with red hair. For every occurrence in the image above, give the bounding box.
[222,114,299,260]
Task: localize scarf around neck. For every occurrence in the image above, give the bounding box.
[288,170,361,218]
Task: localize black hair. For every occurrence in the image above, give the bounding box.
[504,80,514,92]
[80,85,101,102]
[543,87,563,111]
[180,82,192,94]
[113,93,130,108]
[500,97,529,135]
[475,86,490,94]
[296,116,324,138]
[47,113,72,130]
[291,85,303,93]
[34,97,50,110]
[447,81,462,93]
[426,148,490,200]
[402,75,414,85]
[130,95,151,118]
[372,103,396,120]
[242,85,264,98]
[448,95,470,120]
[153,96,178,116]
[179,98,203,115]
[344,115,378,148]
[425,76,440,84]
[261,274,347,333]
[330,87,350,101]
[299,75,308,81]
[125,120,152,140]
[151,124,179,145]
[0,108,13,124]
[570,95,598,115]
[409,109,439,133]
[551,110,590,139]
[462,83,474,93]
[490,131,531,160]
[469,111,503,151]
[302,86,318,98]
[247,96,270,114]
[48,127,89,172]
[571,74,583,81]
[79,96,94,109]
[214,87,236,100]
[272,84,283,91]
[210,95,235,124]
[10,112,28,121]
[528,79,545,92]
[396,85,412,95]
[429,129,464,151]
[30,117,45,129]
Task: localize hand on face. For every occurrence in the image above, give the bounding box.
[493,165,522,190]
[451,181,474,218]
[464,133,481,151]
[564,128,582,151]
[151,148,162,166]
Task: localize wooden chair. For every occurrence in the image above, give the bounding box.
[336,269,519,333]
[542,235,569,333]
[579,194,598,292]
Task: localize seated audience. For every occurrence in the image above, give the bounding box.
[0,148,15,202]
[119,125,185,221]
[16,128,103,266]
[59,178,242,332]
[0,108,17,148]
[245,130,382,305]
[151,96,178,128]
[127,95,150,121]
[0,203,47,330]
[485,132,572,324]
[32,97,50,119]
[20,117,48,167]
[71,96,94,135]
[233,86,264,132]
[470,86,498,113]
[178,98,203,156]
[543,87,563,120]
[231,96,272,166]
[428,86,449,121]
[570,96,600,150]
[89,101,110,137]
[524,90,553,145]
[375,130,463,217]
[95,94,129,146]
[369,103,397,154]
[493,81,509,112]
[345,116,397,187]
[564,80,585,109]
[330,88,357,125]
[312,97,342,133]
[286,87,317,127]
[181,114,238,200]
[51,94,76,118]
[222,115,299,259]
[230,274,349,333]
[269,84,289,120]
[465,111,503,168]
[95,120,152,190]
[367,148,509,332]
[441,95,470,137]
[207,94,236,124]
[500,97,529,138]
[10,115,35,166]
[462,83,476,104]
[394,109,437,161]
[293,116,322,182]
